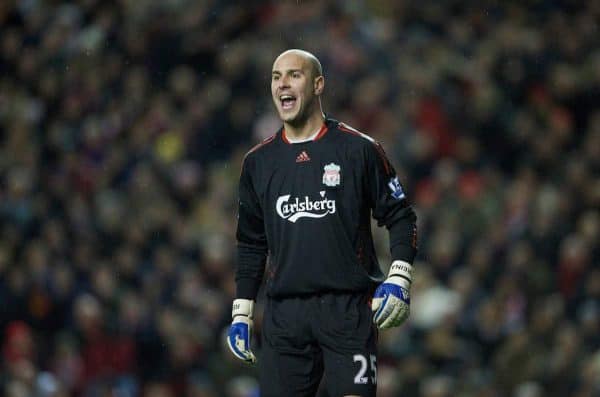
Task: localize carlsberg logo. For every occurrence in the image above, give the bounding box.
[276,191,336,223]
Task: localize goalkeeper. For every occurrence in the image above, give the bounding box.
[227,49,418,397]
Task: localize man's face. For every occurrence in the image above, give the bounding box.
[271,53,317,124]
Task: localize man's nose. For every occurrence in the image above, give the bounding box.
[278,76,290,89]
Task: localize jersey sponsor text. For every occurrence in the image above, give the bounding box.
[276,191,336,223]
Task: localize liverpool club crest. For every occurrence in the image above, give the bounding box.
[322,163,341,187]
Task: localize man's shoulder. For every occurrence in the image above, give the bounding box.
[327,118,378,148]
[327,119,392,169]
[244,130,280,161]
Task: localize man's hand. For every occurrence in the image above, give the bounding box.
[226,298,257,364]
[372,261,412,329]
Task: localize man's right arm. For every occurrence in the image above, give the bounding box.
[228,155,267,364]
[235,155,268,299]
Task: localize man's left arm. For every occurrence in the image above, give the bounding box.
[364,141,417,329]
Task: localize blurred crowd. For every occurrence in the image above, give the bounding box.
[0,0,598,396]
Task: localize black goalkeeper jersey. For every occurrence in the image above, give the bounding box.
[235,118,417,299]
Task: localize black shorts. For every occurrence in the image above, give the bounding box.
[259,292,377,397]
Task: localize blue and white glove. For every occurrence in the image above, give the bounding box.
[372,260,412,329]
[226,298,257,364]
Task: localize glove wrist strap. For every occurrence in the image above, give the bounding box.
[388,260,412,288]
[232,298,254,319]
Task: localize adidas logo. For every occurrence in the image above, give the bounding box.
[296,151,310,163]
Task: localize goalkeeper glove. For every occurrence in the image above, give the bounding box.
[226,298,257,364]
[372,260,412,329]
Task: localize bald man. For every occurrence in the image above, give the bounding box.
[227,49,418,397]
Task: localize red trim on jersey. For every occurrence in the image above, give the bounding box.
[337,122,362,137]
[338,122,392,174]
[245,134,277,158]
[313,124,328,141]
[373,143,392,175]
[411,224,418,249]
[282,123,328,144]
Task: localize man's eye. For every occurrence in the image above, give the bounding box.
[293,73,301,78]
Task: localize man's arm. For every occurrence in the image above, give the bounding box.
[366,141,417,264]
[364,141,417,329]
[228,155,267,364]
[235,155,268,299]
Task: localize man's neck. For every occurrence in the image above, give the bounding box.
[284,112,326,141]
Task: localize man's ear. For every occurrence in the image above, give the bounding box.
[314,75,324,95]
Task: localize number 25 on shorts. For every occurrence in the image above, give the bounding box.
[353,354,376,385]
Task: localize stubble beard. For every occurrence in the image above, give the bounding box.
[283,97,315,128]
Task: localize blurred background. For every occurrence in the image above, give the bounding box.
[0,0,598,396]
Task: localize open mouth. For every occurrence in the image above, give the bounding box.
[280,95,297,110]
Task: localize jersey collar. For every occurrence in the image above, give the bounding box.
[282,123,328,144]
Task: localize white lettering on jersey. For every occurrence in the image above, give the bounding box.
[276,191,336,223]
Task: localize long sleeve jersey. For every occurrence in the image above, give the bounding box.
[235,118,417,299]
